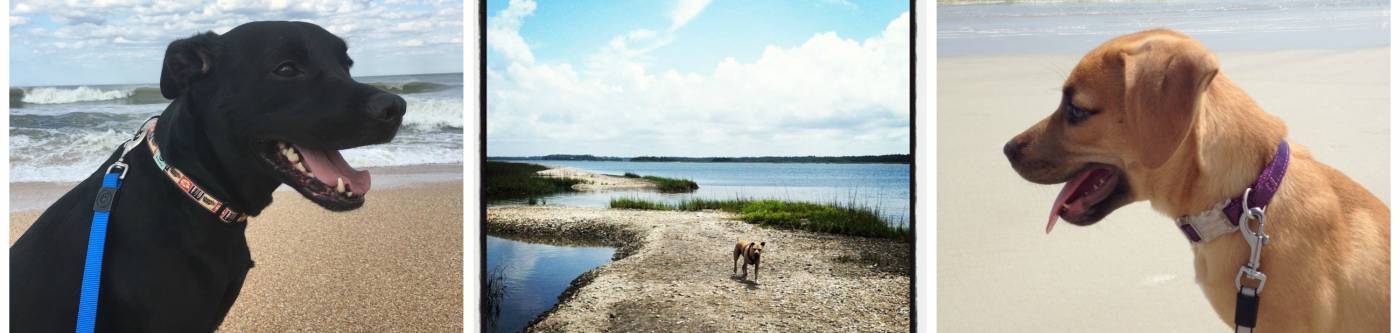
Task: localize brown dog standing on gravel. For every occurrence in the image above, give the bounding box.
[1004,29,1389,331]
[733,240,764,281]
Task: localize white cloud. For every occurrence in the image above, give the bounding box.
[11,0,463,85]
[486,0,536,64]
[488,11,911,156]
[627,29,657,41]
[668,0,711,32]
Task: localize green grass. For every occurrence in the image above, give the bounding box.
[485,161,582,201]
[623,172,640,178]
[608,198,908,240]
[641,176,699,193]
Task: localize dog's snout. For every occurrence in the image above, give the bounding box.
[366,93,407,122]
[1003,139,1028,162]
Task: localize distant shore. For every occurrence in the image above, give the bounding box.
[536,166,657,191]
[487,206,909,332]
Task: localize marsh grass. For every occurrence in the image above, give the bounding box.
[622,172,641,178]
[609,198,908,240]
[485,161,582,200]
[641,176,699,193]
[483,264,509,332]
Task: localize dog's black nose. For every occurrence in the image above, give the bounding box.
[366,93,407,122]
[1004,139,1027,162]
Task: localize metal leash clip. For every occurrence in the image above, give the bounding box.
[106,117,156,180]
[1235,188,1269,293]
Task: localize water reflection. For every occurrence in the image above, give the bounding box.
[485,235,615,333]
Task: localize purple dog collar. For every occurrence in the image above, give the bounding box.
[1177,140,1290,243]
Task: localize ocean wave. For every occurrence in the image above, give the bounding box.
[369,81,454,95]
[11,114,462,182]
[403,97,463,131]
[12,86,167,106]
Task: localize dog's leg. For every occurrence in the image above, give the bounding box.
[733,251,739,275]
[754,261,759,281]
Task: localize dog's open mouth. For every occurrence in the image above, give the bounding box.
[259,141,370,211]
[1046,164,1125,233]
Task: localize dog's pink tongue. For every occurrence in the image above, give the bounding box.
[295,145,372,196]
[1046,169,1095,234]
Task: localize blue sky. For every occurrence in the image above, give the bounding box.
[11,0,464,86]
[487,0,911,157]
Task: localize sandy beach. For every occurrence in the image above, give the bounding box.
[487,206,910,332]
[537,166,658,191]
[937,48,1388,332]
[10,164,464,332]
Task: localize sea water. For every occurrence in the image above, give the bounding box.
[938,0,1389,56]
[492,160,912,228]
[9,73,464,182]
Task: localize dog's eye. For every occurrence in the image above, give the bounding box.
[273,62,302,78]
[1066,103,1092,125]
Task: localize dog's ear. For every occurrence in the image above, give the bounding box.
[160,32,220,99]
[1121,36,1218,169]
[760,241,765,247]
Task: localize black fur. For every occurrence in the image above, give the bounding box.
[11,21,405,332]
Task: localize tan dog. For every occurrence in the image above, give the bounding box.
[733,240,764,281]
[1004,29,1389,331]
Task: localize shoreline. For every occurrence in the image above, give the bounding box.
[487,206,910,332]
[937,46,1389,60]
[536,166,658,191]
[10,162,462,213]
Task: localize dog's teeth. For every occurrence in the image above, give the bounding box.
[285,151,300,163]
[294,163,306,173]
[336,177,345,193]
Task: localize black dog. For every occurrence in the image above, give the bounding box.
[11,21,405,332]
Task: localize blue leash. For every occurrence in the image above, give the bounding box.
[76,169,124,333]
[75,118,151,333]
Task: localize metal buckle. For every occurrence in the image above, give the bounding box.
[106,161,130,180]
[1235,188,1269,294]
[1235,266,1267,293]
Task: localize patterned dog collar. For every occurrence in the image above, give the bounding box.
[1176,140,1289,244]
[145,120,249,223]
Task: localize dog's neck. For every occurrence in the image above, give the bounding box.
[1148,74,1287,217]
[154,98,282,216]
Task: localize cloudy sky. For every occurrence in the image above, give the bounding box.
[486,0,910,157]
[11,0,463,86]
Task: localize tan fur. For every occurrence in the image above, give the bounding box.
[1006,29,1390,331]
[733,240,764,281]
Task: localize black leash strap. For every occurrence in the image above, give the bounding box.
[1235,287,1260,332]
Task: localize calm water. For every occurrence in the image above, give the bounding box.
[494,160,911,227]
[10,73,463,182]
[485,236,614,333]
[939,0,1389,56]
